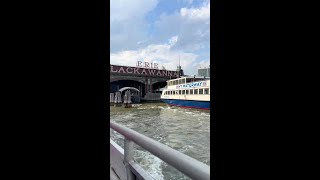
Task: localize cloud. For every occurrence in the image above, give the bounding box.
[168,36,179,46]
[153,1,210,52]
[110,0,211,76]
[110,0,158,52]
[180,2,210,20]
[110,36,200,75]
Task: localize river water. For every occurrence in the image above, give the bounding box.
[110,103,210,180]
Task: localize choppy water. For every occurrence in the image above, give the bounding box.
[110,103,210,180]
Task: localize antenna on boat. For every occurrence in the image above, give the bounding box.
[178,55,180,78]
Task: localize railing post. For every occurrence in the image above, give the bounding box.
[124,138,136,180]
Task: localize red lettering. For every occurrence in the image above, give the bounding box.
[162,70,167,76]
[110,66,118,73]
[126,67,133,73]
[118,67,125,73]
[134,68,140,74]
[148,69,156,75]
[141,69,147,75]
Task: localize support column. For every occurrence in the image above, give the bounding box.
[145,77,148,95]
[150,77,153,93]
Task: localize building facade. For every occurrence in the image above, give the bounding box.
[198,66,210,77]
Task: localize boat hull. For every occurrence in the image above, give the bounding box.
[161,99,210,110]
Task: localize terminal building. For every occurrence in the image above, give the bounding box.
[198,65,210,77]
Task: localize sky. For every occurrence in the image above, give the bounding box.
[110,0,210,76]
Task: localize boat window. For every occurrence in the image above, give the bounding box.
[186,90,189,94]
[176,90,179,95]
[182,78,186,84]
[199,89,203,94]
[204,88,209,94]
[190,89,193,94]
[182,90,185,94]
[171,91,173,94]
[194,89,198,94]
[173,91,175,95]
[186,78,192,83]
[179,90,182,94]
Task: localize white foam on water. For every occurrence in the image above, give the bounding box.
[132,104,142,107]
[134,149,164,180]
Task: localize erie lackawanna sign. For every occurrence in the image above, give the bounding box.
[110,65,179,78]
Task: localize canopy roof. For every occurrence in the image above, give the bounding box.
[118,87,140,92]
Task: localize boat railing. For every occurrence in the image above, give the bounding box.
[110,121,210,180]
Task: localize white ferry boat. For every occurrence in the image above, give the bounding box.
[160,76,210,110]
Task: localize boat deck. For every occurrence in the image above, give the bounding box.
[110,166,121,180]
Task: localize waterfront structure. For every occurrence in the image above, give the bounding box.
[160,76,210,110]
[110,64,184,98]
[198,65,210,77]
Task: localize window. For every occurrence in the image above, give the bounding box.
[194,89,198,94]
[199,89,203,94]
[176,90,179,95]
[190,89,193,94]
[175,80,178,85]
[182,90,185,94]
[186,90,189,94]
[179,90,181,94]
[204,88,209,94]
[173,91,175,95]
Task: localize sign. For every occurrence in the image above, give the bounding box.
[110,65,178,78]
[176,81,207,89]
[136,61,158,69]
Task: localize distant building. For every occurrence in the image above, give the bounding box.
[198,65,210,77]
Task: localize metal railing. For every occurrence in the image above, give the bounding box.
[110,121,210,180]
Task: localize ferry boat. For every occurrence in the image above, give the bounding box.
[160,76,210,110]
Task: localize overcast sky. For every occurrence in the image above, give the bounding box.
[110,0,210,75]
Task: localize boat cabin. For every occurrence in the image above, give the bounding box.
[166,76,210,86]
